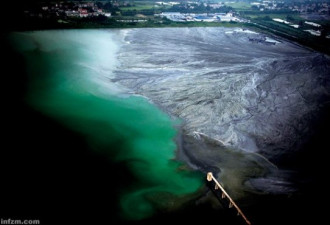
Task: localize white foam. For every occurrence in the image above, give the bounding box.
[225,28,259,34]
[265,37,281,44]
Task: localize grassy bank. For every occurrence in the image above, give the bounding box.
[5,16,330,55]
[4,15,245,31]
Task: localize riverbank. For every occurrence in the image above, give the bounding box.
[3,15,245,31]
[4,16,330,57]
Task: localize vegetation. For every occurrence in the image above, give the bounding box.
[224,2,251,11]
[164,3,233,14]
[246,18,330,55]
[2,1,330,55]
[19,17,244,30]
[222,1,330,55]
[3,1,240,31]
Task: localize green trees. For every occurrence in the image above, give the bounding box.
[286,15,295,22]
[166,3,233,14]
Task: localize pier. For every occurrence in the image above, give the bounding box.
[207,172,251,225]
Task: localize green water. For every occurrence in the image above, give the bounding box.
[10,30,202,220]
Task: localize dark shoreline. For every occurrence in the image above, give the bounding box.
[3,17,330,56]
[172,108,330,225]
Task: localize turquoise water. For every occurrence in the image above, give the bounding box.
[10,30,202,220]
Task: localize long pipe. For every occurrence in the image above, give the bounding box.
[207,172,251,225]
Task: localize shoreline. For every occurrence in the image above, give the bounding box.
[4,20,245,32]
[5,20,330,57]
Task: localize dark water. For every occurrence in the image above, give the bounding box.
[1,28,330,225]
